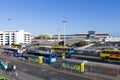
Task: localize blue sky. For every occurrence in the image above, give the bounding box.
[0,0,120,37]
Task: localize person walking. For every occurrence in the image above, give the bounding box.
[13,64,16,72]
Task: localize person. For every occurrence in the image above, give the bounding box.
[22,57,26,62]
[13,64,16,72]
[4,65,8,71]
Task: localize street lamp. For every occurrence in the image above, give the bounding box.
[8,18,11,47]
[63,20,67,47]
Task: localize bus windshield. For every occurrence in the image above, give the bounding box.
[37,46,52,52]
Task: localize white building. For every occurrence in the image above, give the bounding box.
[0,30,31,45]
[105,37,120,42]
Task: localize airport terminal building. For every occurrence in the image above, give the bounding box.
[0,30,31,45]
[53,31,110,40]
[32,31,110,45]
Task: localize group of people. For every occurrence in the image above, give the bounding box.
[1,63,16,72]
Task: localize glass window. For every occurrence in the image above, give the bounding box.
[102,51,105,53]
[52,53,56,57]
[114,52,118,54]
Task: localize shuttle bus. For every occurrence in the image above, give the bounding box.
[3,47,24,57]
[26,49,56,63]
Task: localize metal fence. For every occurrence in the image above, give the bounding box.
[84,64,120,80]
[26,57,120,80]
[52,61,120,80]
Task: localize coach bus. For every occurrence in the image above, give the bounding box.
[3,47,24,57]
[26,49,56,63]
[100,50,120,61]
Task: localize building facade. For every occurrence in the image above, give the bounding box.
[0,30,31,45]
[52,31,110,41]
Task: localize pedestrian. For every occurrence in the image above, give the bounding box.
[13,64,16,72]
[22,57,26,62]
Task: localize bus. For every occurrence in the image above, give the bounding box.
[34,45,74,58]
[62,59,84,72]
[100,50,120,61]
[3,47,24,57]
[26,49,56,63]
[51,46,74,58]
[37,46,52,52]
[22,55,43,64]
[74,49,101,56]
[12,44,26,51]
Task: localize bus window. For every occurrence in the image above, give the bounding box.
[68,48,73,51]
[110,51,114,54]
[106,51,110,54]
[43,54,50,58]
[51,53,56,58]
[114,52,118,54]
[102,51,105,53]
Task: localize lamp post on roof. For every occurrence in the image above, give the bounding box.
[63,20,67,47]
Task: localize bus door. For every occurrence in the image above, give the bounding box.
[50,53,56,63]
[43,54,50,63]
[66,48,74,58]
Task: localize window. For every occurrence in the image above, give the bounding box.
[52,53,56,57]
[0,36,3,38]
[102,51,105,53]
[113,52,118,54]
[106,51,110,54]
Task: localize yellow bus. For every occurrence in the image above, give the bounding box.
[51,46,74,58]
[51,46,69,53]
[12,44,26,51]
[12,44,21,49]
[100,50,120,61]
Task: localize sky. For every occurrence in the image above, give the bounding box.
[0,0,120,37]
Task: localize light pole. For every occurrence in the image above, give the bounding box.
[8,18,11,47]
[63,20,67,47]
